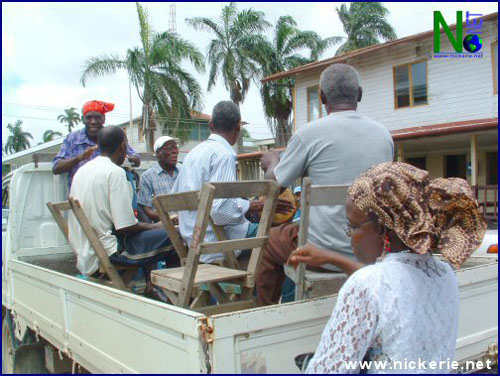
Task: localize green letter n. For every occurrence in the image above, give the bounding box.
[434,11,463,53]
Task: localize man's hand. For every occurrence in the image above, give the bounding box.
[127,154,141,167]
[78,146,98,162]
[151,221,164,230]
[260,149,280,173]
[287,243,333,269]
[247,199,265,217]
[276,197,295,214]
[247,198,294,217]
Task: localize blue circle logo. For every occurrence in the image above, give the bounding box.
[463,34,483,53]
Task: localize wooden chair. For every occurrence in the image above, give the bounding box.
[47,199,139,292]
[151,180,280,314]
[284,177,350,301]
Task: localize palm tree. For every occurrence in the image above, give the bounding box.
[4,120,33,154]
[186,2,270,107]
[81,3,205,151]
[334,2,397,56]
[42,129,63,143]
[254,16,340,146]
[57,107,81,134]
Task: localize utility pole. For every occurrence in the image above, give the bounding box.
[128,76,133,147]
[169,4,177,33]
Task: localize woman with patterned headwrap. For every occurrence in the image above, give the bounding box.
[288,162,486,374]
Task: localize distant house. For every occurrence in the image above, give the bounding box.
[244,12,498,219]
[2,138,65,177]
[116,111,213,163]
[2,111,256,175]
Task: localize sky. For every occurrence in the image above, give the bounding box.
[2,2,498,147]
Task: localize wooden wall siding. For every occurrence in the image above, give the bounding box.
[294,21,498,132]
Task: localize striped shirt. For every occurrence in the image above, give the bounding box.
[171,134,250,263]
[52,128,138,189]
[137,162,179,208]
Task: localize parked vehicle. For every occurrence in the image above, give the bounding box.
[473,223,498,257]
[2,163,498,373]
[2,209,8,233]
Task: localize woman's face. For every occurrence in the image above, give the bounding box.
[345,197,384,264]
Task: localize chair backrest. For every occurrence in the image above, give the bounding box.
[154,180,280,308]
[209,181,278,270]
[295,177,349,300]
[47,201,71,241]
[68,197,130,291]
[47,199,130,291]
[152,190,240,268]
[152,191,197,265]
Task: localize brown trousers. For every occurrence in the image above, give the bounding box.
[256,222,300,306]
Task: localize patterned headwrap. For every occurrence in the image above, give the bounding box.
[348,162,486,267]
[82,100,115,116]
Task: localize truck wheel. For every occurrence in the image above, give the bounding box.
[2,316,49,374]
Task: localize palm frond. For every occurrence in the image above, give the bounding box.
[136,2,153,55]
[80,55,126,86]
[186,17,224,40]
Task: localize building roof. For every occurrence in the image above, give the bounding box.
[2,136,65,164]
[262,12,498,83]
[237,117,498,160]
[116,110,212,127]
[392,117,498,141]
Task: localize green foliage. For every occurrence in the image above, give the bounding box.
[187,2,270,106]
[57,107,81,134]
[5,120,33,154]
[81,2,205,147]
[253,16,340,146]
[335,2,397,56]
[42,129,63,143]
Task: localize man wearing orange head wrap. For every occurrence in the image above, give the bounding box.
[52,100,140,188]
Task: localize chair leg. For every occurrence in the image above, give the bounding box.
[190,291,211,309]
[207,283,230,304]
[120,268,140,285]
[161,289,179,305]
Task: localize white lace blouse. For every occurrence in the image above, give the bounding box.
[306,252,460,374]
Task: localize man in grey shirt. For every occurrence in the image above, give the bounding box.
[257,63,394,305]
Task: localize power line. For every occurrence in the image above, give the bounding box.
[1,102,277,128]
[1,114,275,132]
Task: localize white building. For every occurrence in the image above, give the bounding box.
[258,12,498,219]
[116,111,212,164]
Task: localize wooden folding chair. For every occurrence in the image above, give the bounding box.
[151,180,280,314]
[284,177,350,301]
[47,199,139,292]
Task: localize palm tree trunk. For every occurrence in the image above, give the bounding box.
[276,116,291,148]
[142,103,156,152]
[231,99,245,155]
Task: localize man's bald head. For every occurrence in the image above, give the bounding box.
[320,63,361,107]
[98,126,126,155]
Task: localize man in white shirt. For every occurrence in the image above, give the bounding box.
[172,101,293,264]
[68,126,178,293]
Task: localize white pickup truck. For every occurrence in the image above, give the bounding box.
[2,163,498,373]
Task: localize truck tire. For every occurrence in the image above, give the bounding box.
[2,315,49,374]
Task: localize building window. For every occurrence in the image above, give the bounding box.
[406,156,427,170]
[445,154,466,179]
[307,86,320,122]
[189,123,210,141]
[486,152,498,185]
[307,85,329,122]
[393,61,428,108]
[492,41,498,94]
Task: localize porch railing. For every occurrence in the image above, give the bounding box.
[473,185,498,223]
